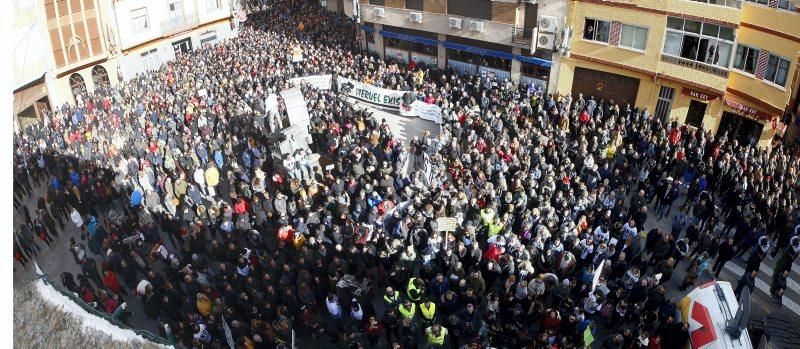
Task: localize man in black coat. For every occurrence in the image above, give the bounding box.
[712,237,736,278]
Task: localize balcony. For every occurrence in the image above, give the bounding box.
[161,13,199,36]
[510,27,535,48]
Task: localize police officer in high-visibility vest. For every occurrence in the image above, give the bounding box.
[383,286,401,308]
[407,277,424,303]
[398,299,416,320]
[425,324,448,348]
[419,298,437,326]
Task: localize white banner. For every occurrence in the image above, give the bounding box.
[339,77,406,109]
[289,75,332,90]
[399,100,442,124]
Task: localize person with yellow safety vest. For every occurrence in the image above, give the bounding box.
[425,324,448,347]
[487,216,504,238]
[479,206,496,228]
[383,286,402,308]
[398,299,416,320]
[419,299,437,325]
[407,277,424,303]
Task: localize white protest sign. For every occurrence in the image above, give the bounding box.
[289,75,332,90]
[339,77,406,109]
[436,217,458,232]
[399,100,443,124]
[291,47,304,62]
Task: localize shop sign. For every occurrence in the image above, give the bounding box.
[682,87,717,101]
[723,98,772,120]
[661,54,729,78]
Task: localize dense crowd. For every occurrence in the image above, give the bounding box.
[12,0,800,348]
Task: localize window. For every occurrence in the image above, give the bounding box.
[447,0,492,20]
[169,0,183,18]
[689,0,742,9]
[619,24,648,50]
[405,0,423,11]
[732,44,760,74]
[777,0,797,10]
[69,73,86,101]
[662,17,735,68]
[745,0,768,4]
[764,54,790,87]
[654,86,675,121]
[141,49,160,71]
[206,0,222,10]
[583,18,611,43]
[131,8,149,33]
[368,0,385,5]
[91,65,110,89]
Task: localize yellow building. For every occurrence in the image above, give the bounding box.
[557,0,800,148]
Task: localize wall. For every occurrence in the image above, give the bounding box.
[13,0,51,89]
[114,0,231,51]
[557,57,656,110]
[361,4,516,46]
[49,61,119,106]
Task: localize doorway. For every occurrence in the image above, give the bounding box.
[685,100,707,128]
[172,37,193,55]
[717,112,764,146]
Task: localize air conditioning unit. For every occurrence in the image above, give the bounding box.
[469,21,484,33]
[373,7,385,18]
[537,32,555,50]
[448,17,462,29]
[539,15,558,33]
[409,12,423,23]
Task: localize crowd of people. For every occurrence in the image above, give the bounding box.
[12,0,800,348]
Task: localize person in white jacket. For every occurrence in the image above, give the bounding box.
[326,293,342,320]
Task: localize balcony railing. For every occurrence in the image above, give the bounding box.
[161,13,199,36]
[511,26,535,47]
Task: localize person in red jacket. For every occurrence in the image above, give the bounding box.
[103,270,127,296]
[234,197,248,215]
[542,309,561,332]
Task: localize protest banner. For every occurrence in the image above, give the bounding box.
[399,100,443,124]
[289,75,332,90]
[339,77,405,109]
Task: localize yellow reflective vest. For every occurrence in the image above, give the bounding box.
[407,278,422,302]
[384,290,401,306]
[420,302,436,320]
[426,326,447,345]
[398,304,416,319]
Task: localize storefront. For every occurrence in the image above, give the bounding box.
[13,78,51,133]
[571,67,641,107]
[361,24,377,55]
[380,27,438,68]
[718,98,772,146]
[443,41,513,81]
[681,87,718,129]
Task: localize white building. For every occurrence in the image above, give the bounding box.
[113,0,240,80]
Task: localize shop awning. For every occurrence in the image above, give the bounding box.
[380,30,438,46]
[361,25,375,34]
[442,41,515,61]
[514,54,552,68]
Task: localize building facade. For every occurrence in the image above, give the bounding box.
[113,0,239,81]
[340,0,567,92]
[12,0,53,132]
[557,0,800,148]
